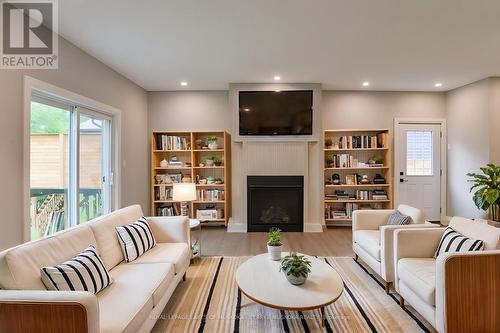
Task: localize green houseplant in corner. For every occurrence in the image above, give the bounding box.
[467,164,500,223]
[280,252,312,285]
[267,227,282,261]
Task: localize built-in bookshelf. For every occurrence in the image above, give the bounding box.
[151,131,231,226]
[323,129,392,226]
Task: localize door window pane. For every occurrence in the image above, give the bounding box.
[79,114,106,224]
[30,101,70,240]
[406,131,433,176]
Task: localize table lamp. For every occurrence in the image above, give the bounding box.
[172,183,196,216]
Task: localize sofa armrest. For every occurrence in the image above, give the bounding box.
[379,222,439,282]
[352,209,394,232]
[435,250,500,333]
[146,216,190,244]
[0,290,99,333]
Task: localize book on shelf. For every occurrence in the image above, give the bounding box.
[156,134,190,150]
[196,189,225,201]
[156,203,181,216]
[335,133,388,149]
[155,185,172,201]
[196,208,224,220]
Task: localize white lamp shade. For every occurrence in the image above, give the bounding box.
[172,183,196,201]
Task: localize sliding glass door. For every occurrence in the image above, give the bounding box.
[30,96,114,239]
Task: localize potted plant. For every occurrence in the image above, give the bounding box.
[208,136,218,150]
[325,138,333,149]
[467,164,500,225]
[211,156,222,166]
[280,252,312,285]
[267,227,283,260]
[326,155,334,168]
[205,158,214,166]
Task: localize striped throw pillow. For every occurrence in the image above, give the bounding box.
[41,246,112,294]
[387,210,412,225]
[116,216,157,262]
[434,227,484,258]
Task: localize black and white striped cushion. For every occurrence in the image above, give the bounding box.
[387,210,412,225]
[115,216,156,262]
[41,246,112,294]
[434,227,484,258]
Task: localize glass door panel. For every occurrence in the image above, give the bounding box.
[79,111,112,224]
[30,100,71,239]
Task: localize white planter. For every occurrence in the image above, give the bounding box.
[267,244,282,261]
[208,142,218,150]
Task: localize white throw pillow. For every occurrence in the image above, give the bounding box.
[41,246,112,294]
[434,227,484,258]
[115,216,157,262]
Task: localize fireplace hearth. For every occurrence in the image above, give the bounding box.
[247,176,304,232]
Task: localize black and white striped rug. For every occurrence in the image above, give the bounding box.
[152,257,436,333]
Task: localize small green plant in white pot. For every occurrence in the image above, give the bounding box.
[280,252,312,285]
[208,136,218,150]
[267,227,282,261]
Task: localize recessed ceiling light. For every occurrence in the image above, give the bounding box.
[274,75,281,81]
[434,82,442,87]
[180,81,188,86]
[362,81,370,87]
[243,108,250,112]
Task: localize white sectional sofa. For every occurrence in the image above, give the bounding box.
[393,217,500,333]
[0,205,191,333]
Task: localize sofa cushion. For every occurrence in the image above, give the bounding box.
[449,216,500,250]
[354,230,380,261]
[398,258,436,305]
[41,246,113,294]
[130,243,190,275]
[0,225,97,290]
[116,217,157,262]
[88,205,144,270]
[98,262,174,333]
[397,204,424,224]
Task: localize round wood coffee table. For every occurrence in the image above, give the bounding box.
[235,253,344,326]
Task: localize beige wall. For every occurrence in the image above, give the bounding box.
[148,91,231,132]
[0,37,148,250]
[489,78,500,164]
[322,91,447,128]
[446,78,498,219]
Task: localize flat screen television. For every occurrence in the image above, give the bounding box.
[239,90,313,135]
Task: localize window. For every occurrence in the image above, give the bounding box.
[406,131,433,176]
[30,94,114,240]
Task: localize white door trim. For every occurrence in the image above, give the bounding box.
[23,76,122,242]
[394,118,447,222]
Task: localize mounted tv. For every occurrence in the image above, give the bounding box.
[239,90,313,135]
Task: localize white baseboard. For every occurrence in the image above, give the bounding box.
[304,223,323,232]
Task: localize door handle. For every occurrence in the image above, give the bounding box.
[399,179,409,183]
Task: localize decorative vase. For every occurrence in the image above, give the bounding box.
[160,159,168,167]
[285,273,307,285]
[208,142,218,150]
[267,244,282,261]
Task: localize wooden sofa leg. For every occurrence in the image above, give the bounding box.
[182,273,186,281]
[354,254,358,261]
[399,296,405,308]
[384,282,391,294]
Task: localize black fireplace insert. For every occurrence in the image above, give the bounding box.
[247,176,304,232]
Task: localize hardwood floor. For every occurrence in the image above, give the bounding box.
[199,226,353,257]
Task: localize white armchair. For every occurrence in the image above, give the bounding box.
[393,217,500,333]
[352,204,434,293]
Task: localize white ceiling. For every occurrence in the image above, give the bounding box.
[59,0,500,91]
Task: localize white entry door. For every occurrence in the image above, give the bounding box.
[397,123,441,221]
